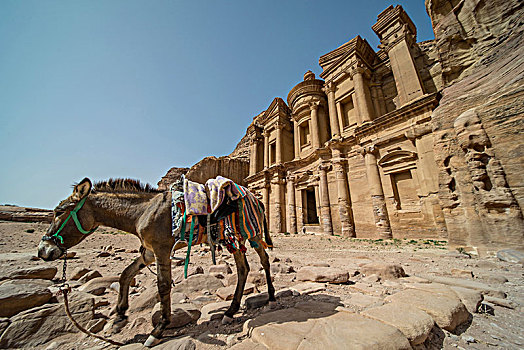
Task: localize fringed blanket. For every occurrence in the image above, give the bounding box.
[171,176,267,252]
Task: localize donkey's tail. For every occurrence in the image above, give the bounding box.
[263,212,273,250]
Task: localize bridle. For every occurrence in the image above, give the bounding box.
[42,196,98,250]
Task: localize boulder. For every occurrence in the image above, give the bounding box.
[78,276,119,296]
[451,268,474,278]
[0,291,94,348]
[208,264,232,275]
[360,263,407,280]
[78,270,102,284]
[0,279,53,317]
[450,286,483,314]
[244,293,269,309]
[172,274,224,295]
[0,266,57,281]
[270,263,294,274]
[173,266,205,284]
[417,275,506,298]
[362,302,435,345]
[216,283,255,300]
[296,266,349,284]
[385,289,470,331]
[152,303,200,329]
[70,267,91,280]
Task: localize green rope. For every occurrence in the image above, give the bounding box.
[183,216,196,279]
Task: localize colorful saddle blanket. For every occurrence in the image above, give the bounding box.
[171,176,267,251]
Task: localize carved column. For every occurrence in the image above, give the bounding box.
[351,65,374,123]
[262,182,270,229]
[276,122,283,164]
[323,82,340,138]
[351,93,361,125]
[295,188,304,233]
[336,101,344,129]
[272,177,284,233]
[309,102,321,149]
[370,79,386,117]
[249,135,258,176]
[318,163,333,235]
[293,120,300,159]
[286,175,297,234]
[332,148,355,237]
[263,130,270,169]
[362,146,392,238]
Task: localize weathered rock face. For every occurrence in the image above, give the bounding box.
[157,167,190,191]
[427,0,524,253]
[185,156,249,186]
[0,205,53,223]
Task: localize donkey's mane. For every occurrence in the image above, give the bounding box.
[93,178,161,194]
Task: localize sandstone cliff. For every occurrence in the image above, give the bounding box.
[427,0,524,252]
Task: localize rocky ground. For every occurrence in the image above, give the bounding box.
[0,220,522,350]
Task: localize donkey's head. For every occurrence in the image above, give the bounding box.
[38,178,97,261]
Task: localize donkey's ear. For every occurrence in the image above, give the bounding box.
[72,178,92,201]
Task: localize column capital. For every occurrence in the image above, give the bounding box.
[275,121,286,130]
[357,145,378,156]
[286,174,296,183]
[263,129,271,137]
[322,82,336,94]
[318,163,332,172]
[349,65,371,79]
[309,101,320,111]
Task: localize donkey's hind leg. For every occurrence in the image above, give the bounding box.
[223,248,250,324]
[254,243,276,307]
[112,247,155,331]
[145,251,172,347]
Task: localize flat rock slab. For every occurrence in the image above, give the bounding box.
[362,302,435,345]
[152,303,200,329]
[290,282,325,295]
[0,266,57,281]
[417,274,506,298]
[245,306,411,350]
[173,274,224,295]
[360,263,407,280]
[385,289,469,331]
[296,266,349,284]
[0,291,94,348]
[0,279,53,317]
[342,293,384,310]
[497,249,524,263]
[154,336,196,350]
[216,283,256,300]
[199,301,231,323]
[229,339,268,350]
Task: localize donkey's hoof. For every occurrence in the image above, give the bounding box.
[222,315,234,325]
[144,335,161,347]
[269,301,277,309]
[110,316,128,334]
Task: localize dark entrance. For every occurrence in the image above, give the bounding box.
[303,187,319,224]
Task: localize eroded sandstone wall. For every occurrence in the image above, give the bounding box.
[427,0,524,252]
[185,156,249,186]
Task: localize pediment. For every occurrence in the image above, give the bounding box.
[378,150,417,168]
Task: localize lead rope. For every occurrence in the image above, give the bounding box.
[57,250,124,347]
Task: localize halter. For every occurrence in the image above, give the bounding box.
[43,197,97,246]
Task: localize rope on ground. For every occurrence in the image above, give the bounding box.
[59,285,124,347]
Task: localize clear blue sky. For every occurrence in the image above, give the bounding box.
[0,0,434,209]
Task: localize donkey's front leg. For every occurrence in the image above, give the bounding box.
[223,249,250,324]
[112,247,155,332]
[144,253,172,347]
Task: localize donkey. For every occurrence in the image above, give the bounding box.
[37,178,276,347]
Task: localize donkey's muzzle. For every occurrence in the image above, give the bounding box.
[37,240,62,261]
